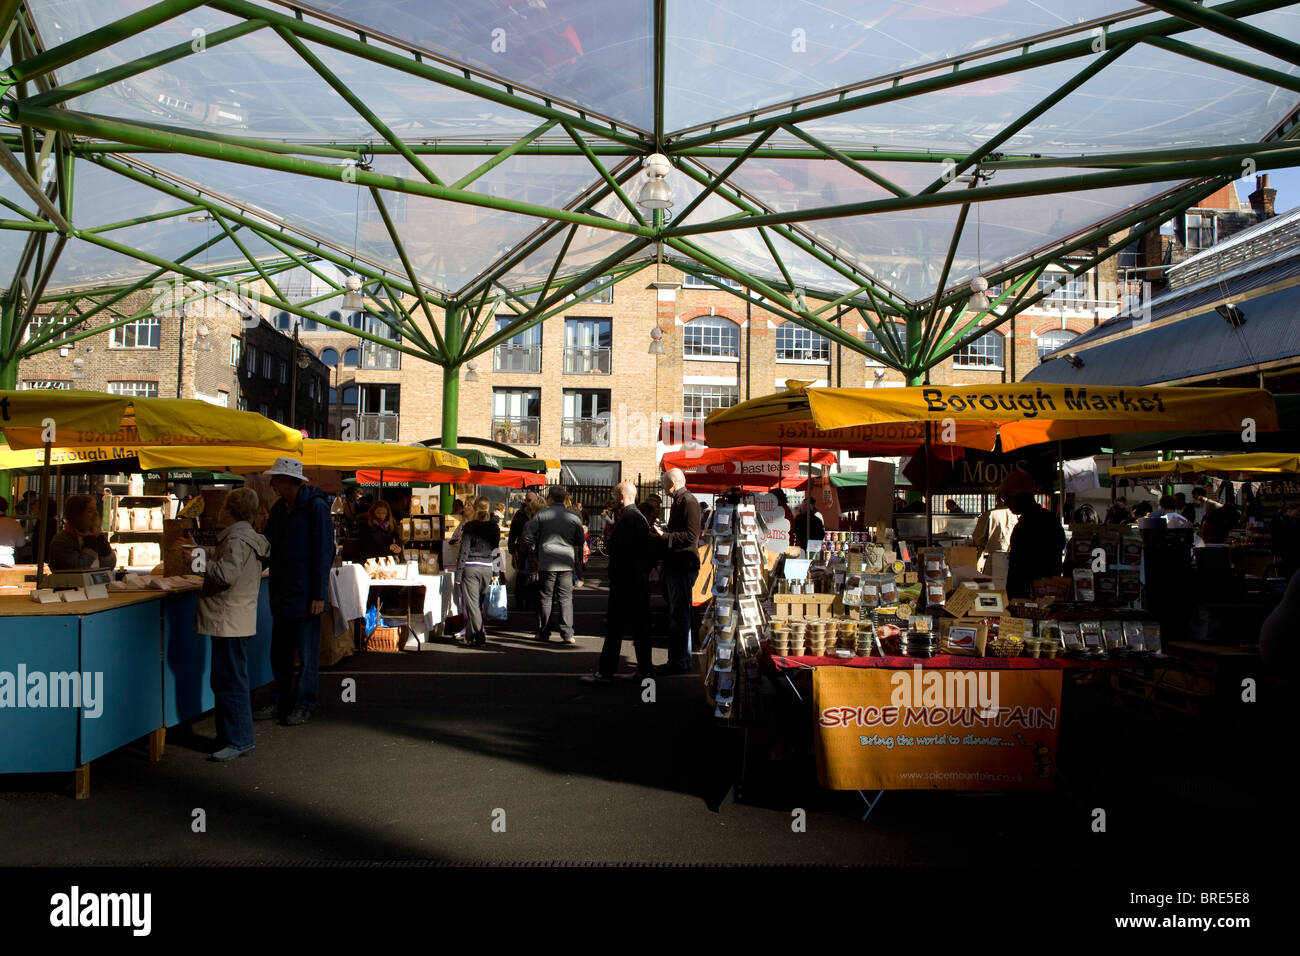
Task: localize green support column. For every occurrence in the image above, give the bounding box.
[440,305,463,515]
[904,311,925,387]
[0,298,17,502]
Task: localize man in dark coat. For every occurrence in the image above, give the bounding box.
[256,458,335,726]
[583,480,655,683]
[522,485,585,645]
[507,490,539,601]
[1000,470,1065,599]
[659,468,701,675]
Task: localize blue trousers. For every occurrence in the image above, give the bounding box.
[666,571,694,669]
[270,615,320,717]
[210,636,253,750]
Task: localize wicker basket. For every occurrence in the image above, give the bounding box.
[987,638,1023,658]
[365,625,405,653]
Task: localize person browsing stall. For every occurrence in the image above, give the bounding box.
[455,496,501,649]
[196,488,269,762]
[583,480,656,683]
[1000,471,1065,599]
[256,458,334,727]
[523,486,586,645]
[48,494,116,571]
[659,468,702,675]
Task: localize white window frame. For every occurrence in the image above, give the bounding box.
[863,323,903,366]
[1037,329,1079,361]
[107,380,159,398]
[683,316,740,360]
[683,272,742,290]
[952,330,1005,370]
[683,384,740,420]
[110,315,161,349]
[775,324,830,364]
[230,335,242,367]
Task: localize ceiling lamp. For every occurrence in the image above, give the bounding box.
[649,326,665,355]
[464,361,479,383]
[969,275,990,313]
[637,153,673,211]
[793,288,808,313]
[343,274,364,311]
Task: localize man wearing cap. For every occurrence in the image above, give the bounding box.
[256,458,334,726]
[999,470,1065,599]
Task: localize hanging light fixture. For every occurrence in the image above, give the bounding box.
[637,153,673,211]
[343,274,364,311]
[969,275,990,313]
[648,326,665,355]
[464,361,479,383]
[793,288,808,313]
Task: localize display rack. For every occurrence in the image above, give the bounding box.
[109,495,171,570]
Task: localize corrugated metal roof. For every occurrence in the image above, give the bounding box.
[1027,281,1300,385]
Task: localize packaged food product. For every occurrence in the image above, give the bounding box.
[1080,621,1103,649]
[1094,571,1118,606]
[1059,621,1083,650]
[1073,568,1095,602]
[1118,569,1142,604]
[1102,621,1125,650]
[1142,621,1162,655]
[1123,620,1145,652]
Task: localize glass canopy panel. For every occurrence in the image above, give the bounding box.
[663,0,1138,133]
[304,0,655,130]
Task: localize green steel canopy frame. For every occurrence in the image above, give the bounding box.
[2,0,1300,512]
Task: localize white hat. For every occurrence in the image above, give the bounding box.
[265,457,306,481]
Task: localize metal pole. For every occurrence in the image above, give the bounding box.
[440,307,462,515]
[289,325,299,431]
[34,441,51,588]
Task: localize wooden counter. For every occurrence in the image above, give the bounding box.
[0,587,196,617]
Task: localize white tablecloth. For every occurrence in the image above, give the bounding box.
[367,573,448,639]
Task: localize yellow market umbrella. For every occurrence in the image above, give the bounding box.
[136,441,470,479]
[704,382,999,453]
[805,384,1278,452]
[1110,453,1300,480]
[0,393,304,453]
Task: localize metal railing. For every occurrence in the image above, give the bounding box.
[491,416,541,444]
[561,417,611,446]
[358,413,400,442]
[563,346,611,374]
[494,343,542,373]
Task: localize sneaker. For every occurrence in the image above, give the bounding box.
[208,745,254,762]
[281,708,313,726]
[561,636,577,645]
[253,704,279,721]
[579,672,614,684]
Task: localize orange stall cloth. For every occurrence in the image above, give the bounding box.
[355,468,547,489]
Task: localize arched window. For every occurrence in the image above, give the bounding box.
[320,347,338,367]
[776,323,829,362]
[275,311,292,330]
[343,347,359,368]
[341,386,358,406]
[953,330,1004,369]
[683,316,739,359]
[1038,329,1079,361]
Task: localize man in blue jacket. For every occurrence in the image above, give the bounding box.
[255,458,335,726]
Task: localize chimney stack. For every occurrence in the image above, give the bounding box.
[1249,173,1276,221]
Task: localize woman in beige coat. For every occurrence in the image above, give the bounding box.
[196,488,270,761]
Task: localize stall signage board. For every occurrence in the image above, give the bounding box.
[812,667,1062,791]
[702,460,800,476]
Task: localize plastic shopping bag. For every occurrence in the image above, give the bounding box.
[486,577,509,622]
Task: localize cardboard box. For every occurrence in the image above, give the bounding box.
[944,546,979,570]
[940,617,988,656]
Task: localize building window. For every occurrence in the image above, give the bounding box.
[863,322,903,366]
[246,344,257,373]
[237,397,248,411]
[107,380,159,398]
[279,359,288,384]
[492,387,541,444]
[1186,212,1216,252]
[262,352,273,378]
[1037,329,1079,361]
[20,380,73,390]
[230,336,242,367]
[25,313,75,344]
[343,347,359,368]
[776,323,829,362]
[564,318,611,374]
[683,384,740,420]
[341,386,358,406]
[565,276,614,304]
[1037,272,1087,306]
[494,318,542,373]
[358,384,399,441]
[561,389,611,446]
[361,340,401,371]
[953,330,1004,369]
[259,402,270,418]
[320,347,338,367]
[683,272,742,290]
[683,316,739,359]
[275,311,292,331]
[110,316,160,349]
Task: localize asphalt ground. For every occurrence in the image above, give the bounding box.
[0,556,1287,892]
